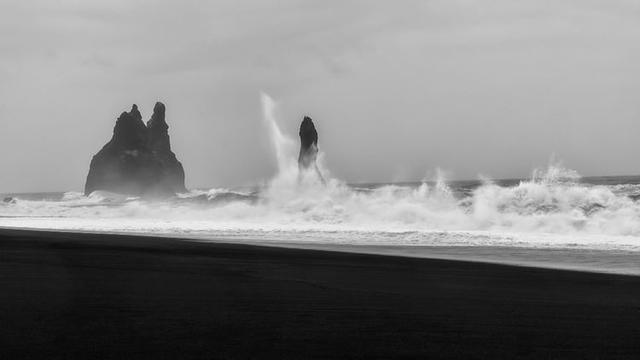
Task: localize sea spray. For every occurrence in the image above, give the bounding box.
[260,92,331,208]
[260,93,296,176]
[3,166,640,250]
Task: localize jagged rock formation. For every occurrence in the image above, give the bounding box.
[84,102,186,197]
[298,116,325,183]
[298,116,319,170]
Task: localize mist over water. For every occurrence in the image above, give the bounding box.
[2,93,640,253]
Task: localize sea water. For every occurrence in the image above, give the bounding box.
[1,94,639,274]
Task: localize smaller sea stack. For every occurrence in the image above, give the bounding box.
[84,102,186,197]
[297,116,325,183]
[298,116,319,170]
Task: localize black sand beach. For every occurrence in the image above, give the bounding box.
[1,228,639,359]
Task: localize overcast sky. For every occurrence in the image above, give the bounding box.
[1,0,640,192]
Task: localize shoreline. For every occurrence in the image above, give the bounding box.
[1,227,640,358]
[2,226,639,276]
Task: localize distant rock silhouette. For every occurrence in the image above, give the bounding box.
[84,102,186,197]
[298,116,318,170]
[298,116,324,182]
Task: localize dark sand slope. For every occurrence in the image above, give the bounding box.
[1,229,639,359]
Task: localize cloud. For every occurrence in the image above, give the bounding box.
[1,0,640,191]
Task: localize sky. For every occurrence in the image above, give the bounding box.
[1,0,640,192]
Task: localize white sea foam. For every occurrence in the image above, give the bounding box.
[2,93,640,252]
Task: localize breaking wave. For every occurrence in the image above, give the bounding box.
[2,94,640,251]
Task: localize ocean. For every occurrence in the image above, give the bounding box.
[2,94,639,275]
[2,171,640,275]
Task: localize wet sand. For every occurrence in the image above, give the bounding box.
[1,228,639,359]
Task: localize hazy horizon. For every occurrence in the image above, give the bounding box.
[2,0,640,193]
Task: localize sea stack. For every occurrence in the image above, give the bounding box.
[298,116,319,170]
[84,102,186,197]
[298,116,325,183]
